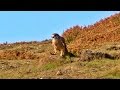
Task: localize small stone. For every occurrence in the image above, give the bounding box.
[56,70,63,75]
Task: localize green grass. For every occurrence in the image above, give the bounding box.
[80,59,120,79]
[0,58,120,79]
[41,62,58,71]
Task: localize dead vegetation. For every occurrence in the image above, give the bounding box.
[62,12,120,55]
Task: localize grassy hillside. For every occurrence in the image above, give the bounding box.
[0,12,120,79]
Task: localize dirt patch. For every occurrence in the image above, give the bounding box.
[0,50,37,60]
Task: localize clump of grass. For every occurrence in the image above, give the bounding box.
[40,57,73,71]
[41,62,57,71]
[100,66,120,79]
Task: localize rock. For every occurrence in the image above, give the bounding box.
[79,49,94,61]
[56,70,63,75]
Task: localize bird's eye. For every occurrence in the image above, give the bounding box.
[51,35,54,38]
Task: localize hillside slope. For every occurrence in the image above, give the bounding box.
[0,41,120,79]
[62,12,120,55]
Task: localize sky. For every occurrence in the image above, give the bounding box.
[0,11,119,43]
